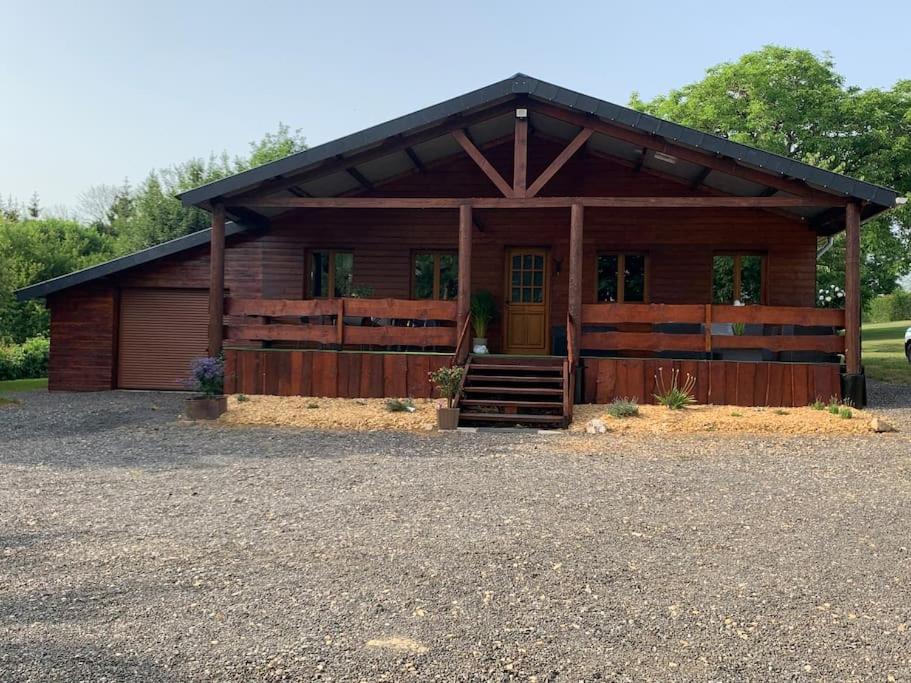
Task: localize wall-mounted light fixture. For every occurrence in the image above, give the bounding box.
[516,108,528,119]
[552,257,562,275]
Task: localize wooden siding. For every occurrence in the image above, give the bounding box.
[223,349,451,399]
[46,233,261,391]
[264,136,817,353]
[582,358,841,407]
[47,284,117,391]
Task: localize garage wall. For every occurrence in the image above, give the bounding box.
[47,284,118,391]
[45,233,262,391]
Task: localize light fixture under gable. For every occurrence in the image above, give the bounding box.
[653,151,677,164]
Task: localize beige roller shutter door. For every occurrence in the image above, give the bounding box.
[118,288,209,390]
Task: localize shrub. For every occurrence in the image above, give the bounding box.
[386,398,416,413]
[839,406,853,419]
[606,397,639,418]
[827,400,841,415]
[810,399,825,410]
[653,368,696,410]
[773,409,789,415]
[306,402,319,409]
[236,394,249,402]
[0,336,49,380]
[867,290,911,323]
[186,356,224,396]
[429,366,464,409]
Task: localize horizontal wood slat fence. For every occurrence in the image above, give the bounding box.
[583,358,842,407]
[580,303,845,356]
[224,297,458,349]
[223,348,451,398]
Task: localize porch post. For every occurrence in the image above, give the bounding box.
[457,204,473,336]
[568,202,584,362]
[844,201,861,375]
[208,202,226,356]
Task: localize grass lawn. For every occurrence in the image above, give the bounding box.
[862,320,911,383]
[0,377,48,392]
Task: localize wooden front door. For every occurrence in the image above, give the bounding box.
[504,248,549,354]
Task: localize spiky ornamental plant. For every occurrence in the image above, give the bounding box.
[653,367,696,410]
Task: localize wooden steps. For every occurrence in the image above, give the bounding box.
[456,355,571,428]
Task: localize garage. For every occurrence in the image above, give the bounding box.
[117,288,209,390]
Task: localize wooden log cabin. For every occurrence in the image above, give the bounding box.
[18,74,902,426]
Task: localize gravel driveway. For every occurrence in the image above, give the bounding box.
[2,384,910,681]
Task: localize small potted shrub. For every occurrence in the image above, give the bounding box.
[184,356,226,420]
[470,290,498,354]
[429,365,464,430]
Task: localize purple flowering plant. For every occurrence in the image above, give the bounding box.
[186,356,224,396]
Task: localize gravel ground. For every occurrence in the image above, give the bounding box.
[1,383,910,681]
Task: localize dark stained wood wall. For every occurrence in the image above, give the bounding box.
[45,136,820,391]
[263,136,818,352]
[46,234,261,390]
[223,349,451,399]
[583,358,841,407]
[47,284,118,391]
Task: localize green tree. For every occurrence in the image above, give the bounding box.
[630,46,911,306]
[113,123,307,252]
[0,218,114,342]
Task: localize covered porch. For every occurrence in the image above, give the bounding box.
[188,77,884,416]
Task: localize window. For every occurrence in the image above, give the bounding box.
[309,250,353,298]
[510,252,545,303]
[712,254,763,304]
[413,252,458,300]
[597,253,647,303]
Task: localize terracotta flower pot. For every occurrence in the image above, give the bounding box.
[185,395,227,420]
[437,407,460,430]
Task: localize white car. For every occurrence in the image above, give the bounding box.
[906,326,911,363]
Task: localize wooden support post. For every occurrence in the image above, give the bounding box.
[208,203,226,356]
[457,204,473,340]
[513,113,528,197]
[844,201,862,374]
[568,203,584,363]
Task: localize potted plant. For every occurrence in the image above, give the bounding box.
[184,356,227,420]
[470,290,498,354]
[429,365,464,430]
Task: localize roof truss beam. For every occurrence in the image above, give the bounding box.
[526,127,594,198]
[224,101,519,203]
[531,102,841,204]
[451,128,514,197]
[236,195,846,210]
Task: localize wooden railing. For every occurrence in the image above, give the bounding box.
[580,303,845,358]
[454,313,473,365]
[225,297,458,348]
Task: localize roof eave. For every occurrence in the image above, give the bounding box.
[15,221,252,301]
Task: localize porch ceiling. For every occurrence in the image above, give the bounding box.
[178,74,901,233]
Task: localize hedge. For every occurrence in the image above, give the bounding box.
[867,291,911,324]
[0,336,50,380]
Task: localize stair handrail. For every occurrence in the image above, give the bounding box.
[566,312,578,370]
[454,312,473,365]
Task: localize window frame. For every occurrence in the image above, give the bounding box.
[711,251,767,305]
[307,248,354,299]
[411,250,458,301]
[595,251,650,304]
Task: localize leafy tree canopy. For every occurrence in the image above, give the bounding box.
[630,46,911,304]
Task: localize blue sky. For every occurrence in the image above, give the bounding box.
[2,0,909,213]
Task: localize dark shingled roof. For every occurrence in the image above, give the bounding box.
[178,73,900,213]
[18,74,904,301]
[16,222,251,301]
